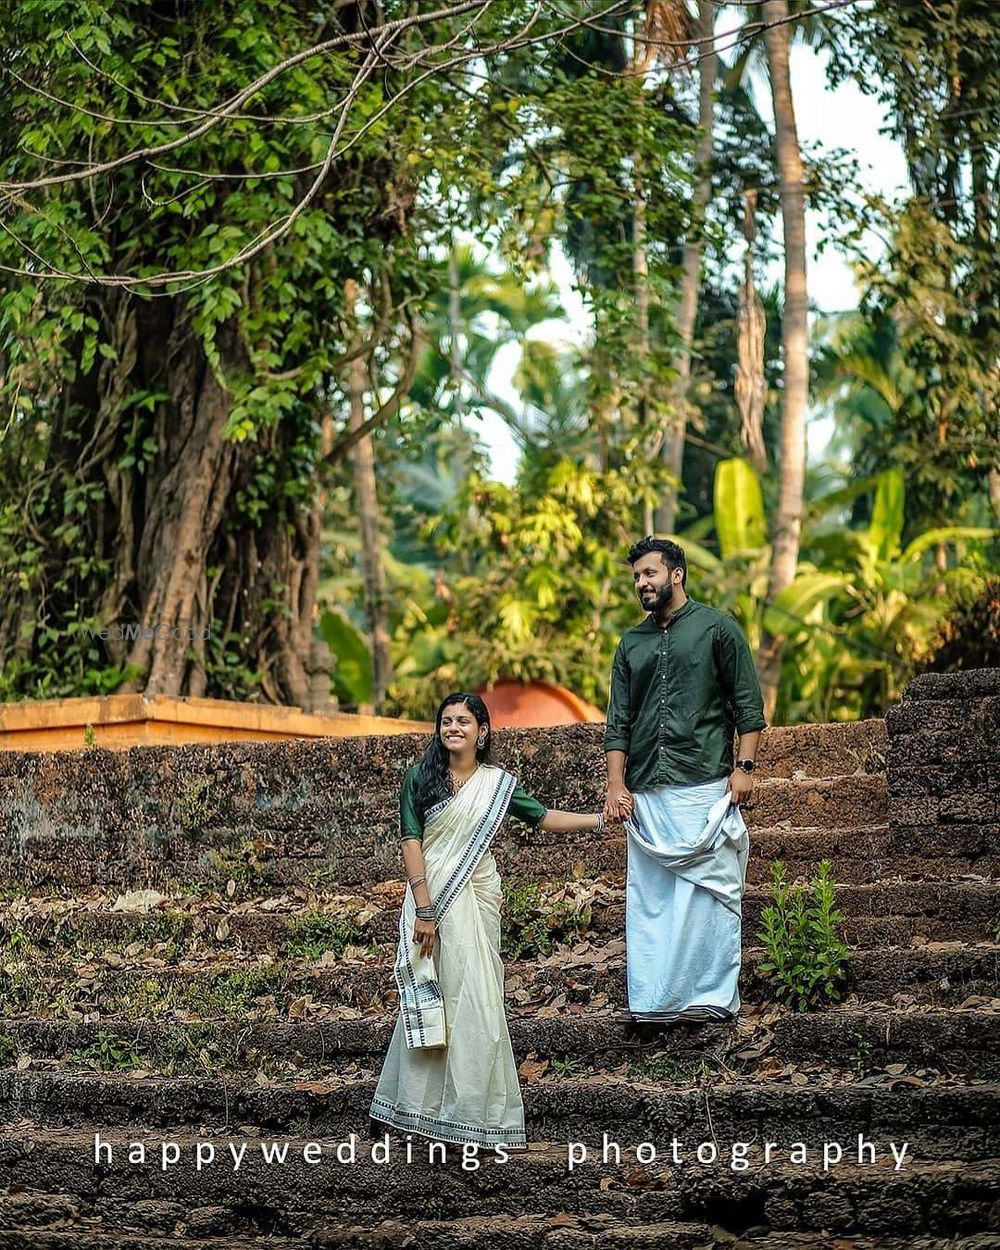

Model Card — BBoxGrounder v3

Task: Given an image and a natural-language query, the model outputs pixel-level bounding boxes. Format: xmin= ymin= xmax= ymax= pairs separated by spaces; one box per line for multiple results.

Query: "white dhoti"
xmin=624 ymin=776 xmax=749 ymax=1021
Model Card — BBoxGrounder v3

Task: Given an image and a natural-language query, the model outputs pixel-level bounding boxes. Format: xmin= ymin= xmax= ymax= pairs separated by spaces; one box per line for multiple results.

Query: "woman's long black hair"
xmin=412 ymin=692 xmax=493 ymax=818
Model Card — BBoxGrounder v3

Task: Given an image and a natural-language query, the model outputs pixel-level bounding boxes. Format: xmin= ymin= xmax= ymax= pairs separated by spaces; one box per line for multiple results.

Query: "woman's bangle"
xmin=408 ymin=874 xmax=427 ymax=887
xmin=595 ymin=812 xmax=606 ymax=835
xmin=415 ymin=905 xmax=436 ymax=922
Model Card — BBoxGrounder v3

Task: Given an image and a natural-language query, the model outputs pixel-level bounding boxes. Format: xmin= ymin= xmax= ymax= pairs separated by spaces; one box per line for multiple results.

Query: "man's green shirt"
xmin=604 ymin=597 xmax=767 ymax=792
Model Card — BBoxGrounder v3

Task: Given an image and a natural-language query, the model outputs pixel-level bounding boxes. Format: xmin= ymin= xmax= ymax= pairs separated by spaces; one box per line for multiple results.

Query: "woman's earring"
xmin=477 ymin=734 xmax=487 ymax=748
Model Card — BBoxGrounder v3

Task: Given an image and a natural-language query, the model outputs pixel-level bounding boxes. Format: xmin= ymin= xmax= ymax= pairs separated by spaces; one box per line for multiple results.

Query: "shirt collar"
xmin=643 ymin=596 xmax=697 ymax=629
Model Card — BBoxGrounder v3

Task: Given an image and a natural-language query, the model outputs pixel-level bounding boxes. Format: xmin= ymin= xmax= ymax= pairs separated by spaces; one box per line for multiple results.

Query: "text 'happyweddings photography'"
xmin=91 ymin=1130 xmax=912 ymax=1174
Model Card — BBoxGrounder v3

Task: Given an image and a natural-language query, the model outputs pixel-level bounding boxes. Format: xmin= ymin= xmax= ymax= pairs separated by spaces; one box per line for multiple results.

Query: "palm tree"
xmin=656 ymin=0 xmax=718 ymax=534
xmin=755 ymin=0 xmax=810 ymax=721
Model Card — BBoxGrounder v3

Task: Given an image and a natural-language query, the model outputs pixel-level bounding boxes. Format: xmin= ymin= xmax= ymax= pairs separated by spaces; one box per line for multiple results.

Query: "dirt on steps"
xmin=0 ymin=1124 xmax=997 ymax=1233
xmin=1 ymin=701 xmax=996 ymax=1242
xmin=1 ymin=1069 xmax=998 ymax=1158
xmin=5 ymin=879 xmax=998 ymax=946
xmin=0 ymin=1227 xmax=996 ymax=1250
xmin=3 ymin=942 xmax=998 ymax=1031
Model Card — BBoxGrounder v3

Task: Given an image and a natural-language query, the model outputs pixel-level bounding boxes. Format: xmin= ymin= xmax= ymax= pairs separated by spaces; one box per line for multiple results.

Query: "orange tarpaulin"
xmin=476 ymin=680 xmax=605 ymax=729
xmin=0 ymin=693 xmax=433 ymax=752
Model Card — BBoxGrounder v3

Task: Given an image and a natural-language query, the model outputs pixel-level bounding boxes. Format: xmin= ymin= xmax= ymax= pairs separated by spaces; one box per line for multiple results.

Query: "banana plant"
xmin=696 ymin=458 xmax=994 ymax=721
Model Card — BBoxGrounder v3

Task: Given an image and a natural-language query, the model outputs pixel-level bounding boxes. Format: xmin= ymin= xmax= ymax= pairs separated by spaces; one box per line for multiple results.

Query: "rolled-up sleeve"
xmin=603 ymin=641 xmax=632 ymax=753
xmin=715 ymin=616 xmax=767 ymax=734
xmin=399 ymin=766 xmax=424 ymax=842
xmin=509 ymin=783 xmax=547 ymax=829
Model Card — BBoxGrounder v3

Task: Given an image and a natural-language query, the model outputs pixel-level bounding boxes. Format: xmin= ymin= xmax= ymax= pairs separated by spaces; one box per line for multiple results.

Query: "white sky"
xmin=476 ymin=43 xmax=910 ymax=486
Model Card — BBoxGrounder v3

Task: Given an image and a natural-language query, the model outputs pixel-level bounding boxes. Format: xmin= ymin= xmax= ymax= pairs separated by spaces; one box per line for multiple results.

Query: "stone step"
xmin=2 ymin=1071 xmax=998 ymax=1156
xmin=1 ymin=1002 xmax=997 ymax=1087
xmin=0 ymin=745 xmax=890 ymax=895
xmin=0 ymin=1127 xmax=995 ymax=1236
xmin=772 ymin=1008 xmax=1000 ymax=1079
xmin=19 ymin=837 xmax=999 ymax=894
xmin=80 ymin=823 xmax=988 ymax=891
xmin=8 ymin=880 xmax=997 ymax=948
xmin=0 ymin=1209 xmax=714 ymax=1250
xmin=3 ymin=943 xmax=998 ymax=1023
xmin=752 ymin=717 xmax=887 ymax=778
xmin=512 ymin=777 xmax=889 ymax=848
xmin=0 ymin=1203 xmax=992 ymax=1250
xmin=0 ymin=772 xmax=889 ymax=892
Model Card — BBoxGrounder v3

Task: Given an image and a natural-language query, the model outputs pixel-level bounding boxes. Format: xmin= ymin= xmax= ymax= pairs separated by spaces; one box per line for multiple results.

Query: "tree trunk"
xmin=125 ymin=319 xmax=240 ymax=697
xmin=634 ymin=157 xmax=653 ymax=536
xmin=1 ymin=293 xmax=325 ymax=708
xmin=655 ymin=0 xmax=716 ymax=535
xmin=736 ymin=189 xmax=768 ymax=475
xmin=757 ymin=0 xmax=809 ymax=723
xmin=345 ymin=278 xmax=394 ymax=713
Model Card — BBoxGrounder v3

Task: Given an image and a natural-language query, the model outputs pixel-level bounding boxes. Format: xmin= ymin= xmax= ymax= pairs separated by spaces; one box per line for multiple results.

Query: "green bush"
xmin=284 ymin=911 xmax=369 ymax=960
xmin=501 ymin=882 xmax=588 ymax=960
xmin=757 ymin=859 xmax=851 ymax=1011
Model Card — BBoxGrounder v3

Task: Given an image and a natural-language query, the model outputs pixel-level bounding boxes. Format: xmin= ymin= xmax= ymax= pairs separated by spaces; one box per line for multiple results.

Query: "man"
xmin=603 ymin=536 xmax=767 ymax=1024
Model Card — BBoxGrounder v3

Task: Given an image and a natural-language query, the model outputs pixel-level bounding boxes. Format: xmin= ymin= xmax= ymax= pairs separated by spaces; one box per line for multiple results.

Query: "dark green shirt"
xmin=604 ymin=597 xmax=767 ymax=793
xmin=399 ymin=764 xmax=548 ymax=842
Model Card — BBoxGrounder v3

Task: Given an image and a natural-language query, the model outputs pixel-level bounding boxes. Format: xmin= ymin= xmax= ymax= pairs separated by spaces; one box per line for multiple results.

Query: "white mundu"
xmin=370 ymin=765 xmax=527 ymax=1148
xmin=625 ymin=779 xmax=749 ymax=1021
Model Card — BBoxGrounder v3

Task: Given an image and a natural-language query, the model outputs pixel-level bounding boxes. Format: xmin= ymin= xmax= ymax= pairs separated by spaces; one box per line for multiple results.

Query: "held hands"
xmin=727 ymin=768 xmax=754 ymax=807
xmin=412 ymin=916 xmax=437 ymax=959
xmin=603 ymin=784 xmax=634 ymax=823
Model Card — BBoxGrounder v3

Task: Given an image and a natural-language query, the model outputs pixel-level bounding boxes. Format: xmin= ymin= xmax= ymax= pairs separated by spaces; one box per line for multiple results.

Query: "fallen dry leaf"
xmin=110 ymin=889 xmax=168 ymax=913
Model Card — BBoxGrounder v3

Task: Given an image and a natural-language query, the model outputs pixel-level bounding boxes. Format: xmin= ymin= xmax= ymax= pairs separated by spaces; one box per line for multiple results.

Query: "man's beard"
xmin=641 ymin=581 xmax=675 ymax=613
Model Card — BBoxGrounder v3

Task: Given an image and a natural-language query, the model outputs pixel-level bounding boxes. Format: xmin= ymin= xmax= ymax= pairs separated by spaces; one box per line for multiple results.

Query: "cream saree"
xmin=369 ymin=764 xmax=527 ymax=1148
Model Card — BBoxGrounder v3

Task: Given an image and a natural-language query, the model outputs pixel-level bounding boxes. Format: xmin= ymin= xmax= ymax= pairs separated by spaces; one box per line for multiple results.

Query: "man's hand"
xmin=727 ymin=768 xmax=753 ymax=807
xmin=604 ymin=784 xmax=634 ymax=822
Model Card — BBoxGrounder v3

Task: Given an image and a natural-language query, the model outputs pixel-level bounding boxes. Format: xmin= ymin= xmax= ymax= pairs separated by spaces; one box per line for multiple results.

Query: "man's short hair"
xmin=626 ymin=536 xmax=687 ymax=587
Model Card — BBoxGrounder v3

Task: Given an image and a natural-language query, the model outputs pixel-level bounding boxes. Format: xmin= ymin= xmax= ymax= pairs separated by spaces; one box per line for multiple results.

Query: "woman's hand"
xmin=413 ymin=917 xmax=437 ymax=959
xmin=604 ymin=784 xmax=634 ymax=822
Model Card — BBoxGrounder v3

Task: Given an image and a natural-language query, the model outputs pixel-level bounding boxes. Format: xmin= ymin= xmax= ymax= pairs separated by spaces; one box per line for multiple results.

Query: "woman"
xmin=369 ymin=691 xmax=623 ymax=1150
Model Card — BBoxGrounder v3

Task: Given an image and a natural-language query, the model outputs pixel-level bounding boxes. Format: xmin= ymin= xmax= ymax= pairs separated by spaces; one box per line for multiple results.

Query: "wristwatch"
xmin=736 ymin=758 xmax=756 ymax=774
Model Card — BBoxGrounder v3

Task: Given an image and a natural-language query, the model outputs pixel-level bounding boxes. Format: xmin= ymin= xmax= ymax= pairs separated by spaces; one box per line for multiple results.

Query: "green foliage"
xmin=500 ymin=881 xmax=589 ymax=961
xmin=71 ymin=1030 xmax=147 ymax=1072
xmin=919 ymin=578 xmax=1000 ymax=673
xmin=0 ymin=925 xmax=30 ymax=956
xmin=284 ymin=911 xmax=369 ymax=961
xmin=826 ymin=1 xmax=998 ymax=529
xmin=694 ymin=458 xmax=996 ymax=723
xmin=388 ymin=458 xmax=659 ymax=718
xmin=757 ymin=860 xmax=851 ymax=1012
xmin=320 ymin=610 xmax=375 ymax=708
xmin=200 ymin=965 xmax=289 ymax=1017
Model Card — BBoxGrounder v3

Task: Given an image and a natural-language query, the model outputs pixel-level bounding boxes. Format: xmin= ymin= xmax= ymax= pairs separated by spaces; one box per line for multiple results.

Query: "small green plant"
xmin=284 ymin=911 xmax=368 ymax=960
xmin=72 ymin=1030 xmax=146 ymax=1072
xmin=550 ymin=1057 xmax=586 ymax=1078
xmin=83 ymin=723 xmax=97 ymax=748
xmin=173 ymin=774 xmax=220 ymax=833
xmin=1 ymin=924 xmax=31 ymax=955
xmin=626 ymin=1053 xmax=698 ymax=1083
xmin=501 ymin=882 xmax=588 ymax=960
xmin=757 ymin=859 xmax=851 ymax=1011
xmin=201 ymin=965 xmax=289 ymax=1016
xmin=849 ymin=1036 xmax=875 ymax=1079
